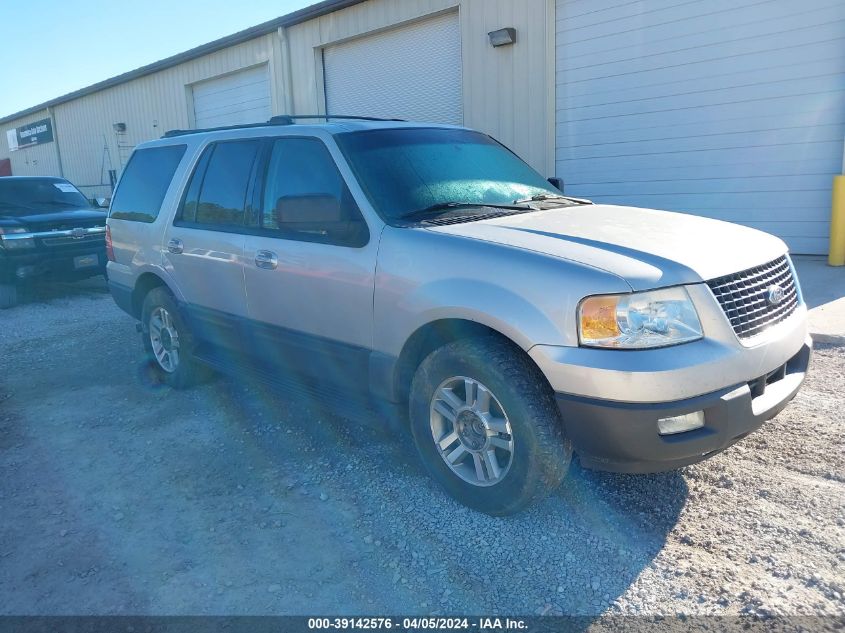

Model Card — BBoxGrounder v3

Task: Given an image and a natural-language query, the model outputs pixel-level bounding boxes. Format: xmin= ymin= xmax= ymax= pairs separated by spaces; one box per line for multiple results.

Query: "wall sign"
xmin=6 ymin=117 xmax=54 ymax=151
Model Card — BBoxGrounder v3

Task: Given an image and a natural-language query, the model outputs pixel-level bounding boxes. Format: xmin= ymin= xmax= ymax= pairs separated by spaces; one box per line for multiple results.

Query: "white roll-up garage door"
xmin=323 ymin=12 xmax=463 ymax=125
xmin=192 ymin=65 xmax=271 ymax=129
xmin=555 ymin=0 xmax=845 ymax=254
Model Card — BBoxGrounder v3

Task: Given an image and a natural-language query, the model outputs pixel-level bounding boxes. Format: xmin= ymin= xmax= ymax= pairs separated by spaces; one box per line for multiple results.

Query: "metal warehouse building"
xmin=2 ymin=0 xmax=843 ymax=254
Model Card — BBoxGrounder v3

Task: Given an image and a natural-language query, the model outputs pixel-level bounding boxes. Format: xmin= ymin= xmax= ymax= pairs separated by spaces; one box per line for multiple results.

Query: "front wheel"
xmin=409 ymin=336 xmax=571 ymax=516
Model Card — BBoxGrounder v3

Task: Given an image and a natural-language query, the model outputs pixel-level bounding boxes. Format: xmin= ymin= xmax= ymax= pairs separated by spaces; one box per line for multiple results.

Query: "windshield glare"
xmin=336 ymin=128 xmax=559 ymax=221
xmin=0 ymin=178 xmax=90 ymax=214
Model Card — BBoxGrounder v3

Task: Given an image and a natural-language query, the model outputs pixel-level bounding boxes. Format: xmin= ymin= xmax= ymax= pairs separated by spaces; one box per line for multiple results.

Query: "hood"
xmin=425 ymin=204 xmax=787 ymax=290
xmin=0 ymin=208 xmax=107 ymax=230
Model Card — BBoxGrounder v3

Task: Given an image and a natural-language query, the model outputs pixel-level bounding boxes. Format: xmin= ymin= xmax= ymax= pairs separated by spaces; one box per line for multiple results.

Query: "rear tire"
xmin=140 ymin=287 xmax=208 ymax=389
xmin=0 ymin=283 xmax=18 ymax=309
xmin=409 ymin=336 xmax=571 ymax=516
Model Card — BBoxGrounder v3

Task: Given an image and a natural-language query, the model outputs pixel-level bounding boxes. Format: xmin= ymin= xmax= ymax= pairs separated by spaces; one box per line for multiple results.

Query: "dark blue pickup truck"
xmin=0 ymin=176 xmax=107 ymax=308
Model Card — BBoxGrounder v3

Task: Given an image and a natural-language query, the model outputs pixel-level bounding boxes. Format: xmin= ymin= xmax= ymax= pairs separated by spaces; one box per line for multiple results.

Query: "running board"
xmin=193 ymin=347 xmax=405 ymax=431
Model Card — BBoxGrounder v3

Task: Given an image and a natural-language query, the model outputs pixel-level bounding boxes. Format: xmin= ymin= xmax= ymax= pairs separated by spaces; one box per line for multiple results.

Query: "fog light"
xmin=658 ymin=411 xmax=705 ymax=436
xmin=2 ymin=237 xmax=35 ymax=249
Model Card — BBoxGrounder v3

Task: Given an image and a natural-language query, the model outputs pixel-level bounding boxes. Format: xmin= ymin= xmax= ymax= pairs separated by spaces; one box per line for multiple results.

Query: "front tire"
xmin=141 ymin=287 xmax=207 ymax=389
xmin=409 ymin=336 xmax=571 ymax=516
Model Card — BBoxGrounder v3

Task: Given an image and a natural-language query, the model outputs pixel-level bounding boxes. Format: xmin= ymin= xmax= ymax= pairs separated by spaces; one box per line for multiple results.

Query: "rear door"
xmin=242 ymin=135 xmax=376 ymax=388
xmin=163 ymin=139 xmax=260 ymax=348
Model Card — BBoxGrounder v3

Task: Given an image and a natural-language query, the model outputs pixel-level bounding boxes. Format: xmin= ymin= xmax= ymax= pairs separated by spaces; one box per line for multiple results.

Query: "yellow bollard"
xmin=830 ymin=175 xmax=845 ymax=266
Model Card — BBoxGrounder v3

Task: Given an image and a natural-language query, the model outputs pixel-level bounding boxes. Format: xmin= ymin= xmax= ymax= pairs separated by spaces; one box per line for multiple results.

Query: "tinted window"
xmin=181 ymin=140 xmax=259 ymax=227
xmin=335 ymin=128 xmax=559 ymax=222
xmin=0 ymin=178 xmax=91 ymax=215
xmin=260 ymin=138 xmax=367 ymax=246
xmin=110 ymin=145 xmax=186 ymax=222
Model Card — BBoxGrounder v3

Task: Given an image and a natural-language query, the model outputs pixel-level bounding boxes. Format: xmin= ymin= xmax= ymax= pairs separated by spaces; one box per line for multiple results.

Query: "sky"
xmin=0 ymin=0 xmax=314 ymax=119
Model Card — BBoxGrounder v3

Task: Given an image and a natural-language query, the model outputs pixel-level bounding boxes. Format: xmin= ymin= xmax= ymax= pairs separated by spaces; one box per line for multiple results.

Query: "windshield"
xmin=335 ymin=128 xmax=560 ymax=221
xmin=0 ymin=178 xmax=90 ymax=214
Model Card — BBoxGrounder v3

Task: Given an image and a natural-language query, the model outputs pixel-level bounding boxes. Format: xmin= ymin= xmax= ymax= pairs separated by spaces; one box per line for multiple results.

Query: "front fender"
xmin=373 ymin=227 xmax=631 ymax=358
xmin=398 ymin=278 xmax=560 ymax=352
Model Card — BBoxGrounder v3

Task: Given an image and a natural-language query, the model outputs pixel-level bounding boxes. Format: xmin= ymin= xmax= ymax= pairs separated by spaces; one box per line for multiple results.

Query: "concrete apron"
xmin=793 ymin=256 xmax=845 ymax=345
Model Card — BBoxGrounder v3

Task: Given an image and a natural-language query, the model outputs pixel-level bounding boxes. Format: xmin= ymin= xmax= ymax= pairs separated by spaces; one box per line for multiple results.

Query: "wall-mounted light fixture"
xmin=488 ymin=27 xmax=516 ymax=47
xmin=112 ymin=122 xmax=126 ymax=133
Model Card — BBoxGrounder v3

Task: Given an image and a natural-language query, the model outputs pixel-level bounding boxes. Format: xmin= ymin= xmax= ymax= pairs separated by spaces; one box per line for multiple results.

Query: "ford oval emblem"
xmin=767 ymin=284 xmax=785 ymax=305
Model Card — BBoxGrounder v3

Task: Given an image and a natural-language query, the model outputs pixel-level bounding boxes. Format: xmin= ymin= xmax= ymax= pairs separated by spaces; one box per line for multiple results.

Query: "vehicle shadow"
xmin=15 ymin=276 xmax=109 ymax=305
xmin=210 ymin=375 xmax=687 ymax=617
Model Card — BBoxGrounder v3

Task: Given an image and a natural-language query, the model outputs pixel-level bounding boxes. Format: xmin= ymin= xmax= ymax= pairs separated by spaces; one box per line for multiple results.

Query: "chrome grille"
xmin=706 ymin=255 xmax=798 ymax=340
xmin=40 ymin=233 xmax=104 ymax=246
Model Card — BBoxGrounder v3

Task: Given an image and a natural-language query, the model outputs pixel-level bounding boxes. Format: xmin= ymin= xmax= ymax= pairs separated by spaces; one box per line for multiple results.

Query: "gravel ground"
xmin=0 ymin=279 xmax=843 ymax=616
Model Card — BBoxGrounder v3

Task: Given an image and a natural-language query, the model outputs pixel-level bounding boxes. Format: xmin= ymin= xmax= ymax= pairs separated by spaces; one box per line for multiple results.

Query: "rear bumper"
xmin=556 ymin=338 xmax=812 ymax=473
xmin=108 ymin=279 xmax=135 ymax=318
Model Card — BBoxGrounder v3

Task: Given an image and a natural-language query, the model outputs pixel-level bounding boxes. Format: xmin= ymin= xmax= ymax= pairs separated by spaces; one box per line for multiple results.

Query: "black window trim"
xmin=248 ymin=134 xmax=370 ymax=248
xmin=170 ymin=134 xmax=371 ymax=246
xmin=173 ymin=138 xmax=263 ymax=233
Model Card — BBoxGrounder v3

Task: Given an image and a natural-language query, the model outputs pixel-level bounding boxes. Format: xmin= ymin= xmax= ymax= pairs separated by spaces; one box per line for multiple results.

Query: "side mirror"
xmin=547 ymin=177 xmax=564 ymax=192
xmin=94 ymin=197 xmax=110 ymax=208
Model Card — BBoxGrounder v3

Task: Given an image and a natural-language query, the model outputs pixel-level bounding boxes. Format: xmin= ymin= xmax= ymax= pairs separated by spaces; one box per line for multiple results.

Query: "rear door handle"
xmin=166 ymin=238 xmax=183 ymax=254
xmin=255 ymin=250 xmax=278 ymax=270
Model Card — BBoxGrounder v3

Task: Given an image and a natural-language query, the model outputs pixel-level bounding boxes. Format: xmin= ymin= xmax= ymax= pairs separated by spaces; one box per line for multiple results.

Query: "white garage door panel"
xmin=193 ymin=66 xmax=271 ymax=128
xmin=555 ymin=0 xmax=845 ymax=254
xmin=323 ymin=12 xmax=462 ymax=125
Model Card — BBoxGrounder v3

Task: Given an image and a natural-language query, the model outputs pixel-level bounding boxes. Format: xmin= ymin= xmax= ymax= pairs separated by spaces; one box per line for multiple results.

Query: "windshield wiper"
xmin=513 ymin=193 xmax=592 ymax=205
xmin=399 ymin=201 xmax=530 ymax=222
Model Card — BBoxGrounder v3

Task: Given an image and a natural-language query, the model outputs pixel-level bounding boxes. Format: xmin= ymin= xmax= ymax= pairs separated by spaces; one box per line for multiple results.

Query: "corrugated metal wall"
xmin=0 ymin=0 xmax=555 ymax=196
xmin=555 ymin=0 xmax=845 ymax=254
xmin=58 ymin=34 xmax=281 ymax=198
xmin=1 ymin=35 xmax=281 ymax=198
xmin=285 ymin=0 xmax=554 ymax=173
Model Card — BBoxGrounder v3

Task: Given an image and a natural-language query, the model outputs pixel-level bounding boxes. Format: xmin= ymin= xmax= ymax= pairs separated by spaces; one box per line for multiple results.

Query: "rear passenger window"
xmin=179 ymin=140 xmax=260 ymax=228
xmin=110 ymin=145 xmax=186 ymax=222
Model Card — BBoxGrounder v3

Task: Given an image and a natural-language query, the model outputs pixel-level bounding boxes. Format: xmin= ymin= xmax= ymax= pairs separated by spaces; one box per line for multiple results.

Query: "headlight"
xmin=578 ymin=287 xmax=703 ymax=349
xmin=0 ymin=227 xmax=35 ymax=249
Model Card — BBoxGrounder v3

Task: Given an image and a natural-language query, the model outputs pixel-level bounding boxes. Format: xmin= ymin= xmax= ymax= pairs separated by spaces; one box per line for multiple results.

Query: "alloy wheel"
xmin=429 ymin=376 xmax=514 ymax=486
xmin=149 ymin=306 xmax=180 ymax=373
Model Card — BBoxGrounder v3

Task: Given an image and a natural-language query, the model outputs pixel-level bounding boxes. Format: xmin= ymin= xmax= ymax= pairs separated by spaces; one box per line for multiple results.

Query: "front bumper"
xmin=0 ymin=239 xmax=106 ymax=283
xmin=556 ymin=339 xmax=812 ymax=473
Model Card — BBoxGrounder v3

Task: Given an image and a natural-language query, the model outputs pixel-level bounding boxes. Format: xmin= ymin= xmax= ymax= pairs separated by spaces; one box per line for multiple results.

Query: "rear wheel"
xmin=409 ymin=336 xmax=571 ymax=515
xmin=0 ymin=283 xmax=18 ymax=309
xmin=141 ymin=287 xmax=207 ymax=388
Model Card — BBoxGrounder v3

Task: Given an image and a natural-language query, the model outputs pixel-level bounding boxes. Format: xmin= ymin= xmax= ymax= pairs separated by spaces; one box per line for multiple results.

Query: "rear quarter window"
xmin=109 ymin=145 xmax=187 ymax=222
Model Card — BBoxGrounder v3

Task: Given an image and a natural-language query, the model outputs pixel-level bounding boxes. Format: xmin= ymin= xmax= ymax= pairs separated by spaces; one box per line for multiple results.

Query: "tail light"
xmin=105 ymin=224 xmax=115 ymax=262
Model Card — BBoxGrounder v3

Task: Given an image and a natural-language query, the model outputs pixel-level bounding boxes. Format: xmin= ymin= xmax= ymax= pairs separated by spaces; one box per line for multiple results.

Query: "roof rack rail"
xmin=162 ymin=114 xmax=404 ymax=138
xmin=268 ymin=114 xmax=406 ymax=124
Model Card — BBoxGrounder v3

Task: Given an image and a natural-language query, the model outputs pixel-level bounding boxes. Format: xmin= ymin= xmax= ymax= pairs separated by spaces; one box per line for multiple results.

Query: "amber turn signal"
xmin=579 ymin=295 xmax=621 ymax=341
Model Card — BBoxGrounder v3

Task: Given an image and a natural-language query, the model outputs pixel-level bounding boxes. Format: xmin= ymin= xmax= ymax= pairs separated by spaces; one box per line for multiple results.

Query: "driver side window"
xmin=260 ymin=138 xmax=368 ymax=247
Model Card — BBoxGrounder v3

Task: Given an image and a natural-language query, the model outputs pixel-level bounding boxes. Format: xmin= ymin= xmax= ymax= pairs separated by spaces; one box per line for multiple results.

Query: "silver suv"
xmin=106 ymin=117 xmax=811 ymax=515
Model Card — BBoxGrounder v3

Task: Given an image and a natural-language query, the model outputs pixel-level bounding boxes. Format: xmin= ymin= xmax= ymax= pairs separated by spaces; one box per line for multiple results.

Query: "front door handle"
xmin=255 ymin=250 xmax=278 ymax=270
xmin=166 ymin=238 xmax=183 ymax=254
